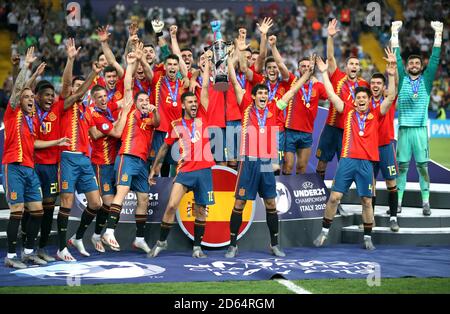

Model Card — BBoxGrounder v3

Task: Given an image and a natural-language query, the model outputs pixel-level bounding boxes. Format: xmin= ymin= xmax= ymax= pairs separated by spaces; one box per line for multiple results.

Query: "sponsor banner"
xmin=429 ymin=120 xmax=450 ymax=138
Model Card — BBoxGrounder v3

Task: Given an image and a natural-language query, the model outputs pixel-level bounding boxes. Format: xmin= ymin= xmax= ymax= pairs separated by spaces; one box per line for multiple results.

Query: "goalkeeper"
xmin=390 ymin=20 xmax=443 ymax=216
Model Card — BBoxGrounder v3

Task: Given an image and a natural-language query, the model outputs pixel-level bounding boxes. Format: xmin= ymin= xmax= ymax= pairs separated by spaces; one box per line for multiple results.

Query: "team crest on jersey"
xmin=103 ymin=183 xmax=110 ymax=192
xmin=267 ymin=111 xmax=273 ymax=118
xmin=62 ymin=181 xmax=69 ymax=190
xmin=10 ymin=192 xmax=17 ymax=201
xmin=102 ymin=123 xmax=109 ymax=131
xmin=114 ymin=91 xmax=122 ymax=99
xmin=48 ymin=112 xmax=57 ymax=121
xmin=316 ymin=149 xmax=322 ymax=157
xmin=239 ymin=188 xmax=246 ymax=197
xmin=279 ymin=87 xmax=285 ymax=94
xmin=122 ymin=174 xmax=129 ymax=182
xmin=367 ymin=113 xmax=374 ymax=120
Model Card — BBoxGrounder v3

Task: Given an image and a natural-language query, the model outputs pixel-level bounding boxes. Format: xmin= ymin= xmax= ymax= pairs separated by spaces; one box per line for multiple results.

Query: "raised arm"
xmin=326 ymin=19 xmax=339 ymax=75
xmin=124 ymin=52 xmax=139 ymax=107
xmin=122 ymin=22 xmax=139 ymax=67
xmin=11 ymin=54 xmax=20 ymax=84
xmin=64 ymin=62 xmax=102 ymax=109
xmin=97 ymin=25 xmax=125 ymax=78
xmin=135 ymin=41 xmax=154 ymax=81
xmin=10 ymin=47 xmax=36 ymax=110
xmin=169 ymin=25 xmax=188 ymax=77
xmin=254 ymin=17 xmax=273 ymax=74
xmin=152 ymin=19 xmax=170 ymax=62
xmin=423 ymin=21 xmax=443 ymax=93
xmin=316 ymin=56 xmax=344 ymax=113
xmin=25 ymin=62 xmax=46 ymax=90
xmin=269 ymin=35 xmax=290 ymax=81
xmin=380 ymin=47 xmax=397 ymax=115
xmin=200 ymin=50 xmax=213 ymax=111
xmin=390 ymin=21 xmax=405 ymax=86
xmin=61 ymin=38 xmax=81 ymax=98
xmin=228 ymin=47 xmax=245 ymax=105
xmin=279 ymin=55 xmax=315 ymax=104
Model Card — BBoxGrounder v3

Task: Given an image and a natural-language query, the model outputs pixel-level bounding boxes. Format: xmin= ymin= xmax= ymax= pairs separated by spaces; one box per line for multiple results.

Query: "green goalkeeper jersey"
xmin=395 ymin=46 xmax=441 ymax=127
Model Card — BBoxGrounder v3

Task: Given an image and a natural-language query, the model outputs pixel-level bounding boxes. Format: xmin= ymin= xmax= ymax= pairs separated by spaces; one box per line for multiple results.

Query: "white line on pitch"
xmin=275 ymin=279 xmax=312 ymax=294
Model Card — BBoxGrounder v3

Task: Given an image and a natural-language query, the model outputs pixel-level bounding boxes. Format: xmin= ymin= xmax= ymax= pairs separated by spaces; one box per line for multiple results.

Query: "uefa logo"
xmin=275 ymin=182 xmax=291 ymax=214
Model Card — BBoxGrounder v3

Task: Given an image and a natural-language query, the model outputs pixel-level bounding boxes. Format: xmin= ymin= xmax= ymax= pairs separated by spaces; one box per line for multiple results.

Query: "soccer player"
xmin=20 ymin=39 xmax=80 ymax=262
xmin=224 ymin=50 xmax=313 ymax=258
xmin=313 ymin=52 xmax=397 ymax=250
xmin=189 ymin=51 xmax=227 ymax=165
xmin=3 ymin=48 xmax=69 ymax=268
xmin=283 ymin=56 xmax=328 ymax=175
xmin=150 ymin=54 xmax=187 ymax=173
xmin=101 ymin=52 xmax=160 ymax=252
xmin=57 ymin=59 xmax=104 ymax=262
xmin=391 ymin=20 xmax=443 ymax=216
xmin=148 ymin=54 xmax=215 ymax=258
xmin=369 ymin=72 xmax=400 ymax=232
xmin=315 ymin=19 xmax=369 ymax=180
xmin=85 ymin=84 xmax=132 ymax=252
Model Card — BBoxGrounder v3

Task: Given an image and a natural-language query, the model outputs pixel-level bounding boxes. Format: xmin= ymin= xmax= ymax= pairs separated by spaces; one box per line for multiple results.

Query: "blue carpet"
xmin=1 ymin=245 xmax=449 ymax=286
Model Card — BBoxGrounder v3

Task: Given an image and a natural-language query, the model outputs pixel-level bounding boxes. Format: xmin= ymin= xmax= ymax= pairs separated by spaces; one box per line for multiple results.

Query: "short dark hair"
xmin=345 ymin=56 xmax=359 ymax=65
xmin=165 ymin=54 xmax=180 ymax=63
xmin=143 ymin=43 xmax=155 ymax=49
xmin=251 ymin=84 xmax=269 ymax=96
xmin=370 ymin=72 xmax=386 ymax=85
xmin=264 ymin=57 xmax=276 ymax=69
xmin=72 ymin=76 xmax=85 ymax=86
xmin=252 ymin=50 xmax=260 ymax=55
xmin=298 ymin=57 xmax=310 ymax=65
xmin=34 ymin=80 xmax=54 ymax=94
xmin=354 ymin=86 xmax=371 ymax=98
xmin=181 ymin=48 xmax=193 ymax=54
xmin=181 ymin=91 xmax=195 ymax=103
xmin=97 ymin=52 xmax=105 ymax=61
xmin=91 ymin=84 xmax=106 ymax=95
xmin=407 ymin=54 xmax=423 ymax=65
xmin=134 ymin=91 xmax=148 ymax=103
xmin=103 ymin=65 xmax=117 ymax=75
xmin=244 ymin=47 xmax=252 ymax=54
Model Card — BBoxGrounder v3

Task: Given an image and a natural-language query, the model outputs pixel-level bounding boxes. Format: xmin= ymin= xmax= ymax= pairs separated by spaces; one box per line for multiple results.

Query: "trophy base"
xmin=213 ymin=76 xmax=229 ymax=91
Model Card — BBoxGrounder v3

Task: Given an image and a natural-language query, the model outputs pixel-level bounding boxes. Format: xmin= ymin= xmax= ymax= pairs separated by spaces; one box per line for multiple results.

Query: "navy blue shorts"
xmin=225 ymin=120 xmax=242 ymax=161
xmin=175 ymin=168 xmax=215 ymax=206
xmin=332 ymin=158 xmax=374 ymax=197
xmin=316 ymin=125 xmax=343 ymax=162
xmin=115 ymin=154 xmax=149 ymax=193
xmin=235 ymin=157 xmax=277 ymax=200
xmin=59 ymin=152 xmax=99 ymax=194
xmin=374 ymin=140 xmax=398 ymax=180
xmin=285 ymin=129 xmax=313 ymax=153
xmin=93 ymin=164 xmax=116 ymax=196
xmin=209 ymin=127 xmax=226 ymax=162
xmin=277 ymin=130 xmax=286 ymax=164
xmin=2 ymin=164 xmax=42 ymax=205
xmin=35 ymin=163 xmax=59 ymax=199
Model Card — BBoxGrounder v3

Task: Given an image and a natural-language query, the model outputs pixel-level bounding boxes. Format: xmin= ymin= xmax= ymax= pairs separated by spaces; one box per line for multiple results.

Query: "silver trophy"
xmin=210 ymin=20 xmax=230 ymax=91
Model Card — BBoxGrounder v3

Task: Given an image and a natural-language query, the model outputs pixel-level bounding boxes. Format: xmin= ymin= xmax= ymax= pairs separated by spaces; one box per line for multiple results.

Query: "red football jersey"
xmin=34 ymin=99 xmax=65 ymax=164
xmin=225 ymin=82 xmax=242 ymax=122
xmin=239 ymin=93 xmax=280 ymax=159
xmin=151 ymin=72 xmax=185 ymax=133
xmin=119 ymin=108 xmax=155 ymax=161
xmin=328 ymin=68 xmax=369 ymax=129
xmin=371 ymin=97 xmax=397 ymax=147
xmin=285 ymin=80 xmax=328 ymax=133
xmin=90 ymin=103 xmax=121 ymax=165
xmin=2 ymin=104 xmax=36 ymax=168
xmin=194 ymin=76 xmax=226 ymax=128
xmin=165 ymin=117 xmax=215 ymax=173
xmin=341 ymin=102 xmax=381 ymax=161
xmin=60 ymin=101 xmax=92 ymax=156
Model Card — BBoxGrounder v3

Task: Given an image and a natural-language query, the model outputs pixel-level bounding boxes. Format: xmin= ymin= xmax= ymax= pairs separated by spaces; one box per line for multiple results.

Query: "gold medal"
xmin=359 ymin=131 xmax=364 ymax=136
xmin=260 ymin=128 xmax=265 ymax=134
xmin=306 ymin=103 xmax=310 ymax=108
xmin=172 ymin=101 xmax=177 ymax=107
xmin=413 ymin=94 xmax=418 ymax=98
